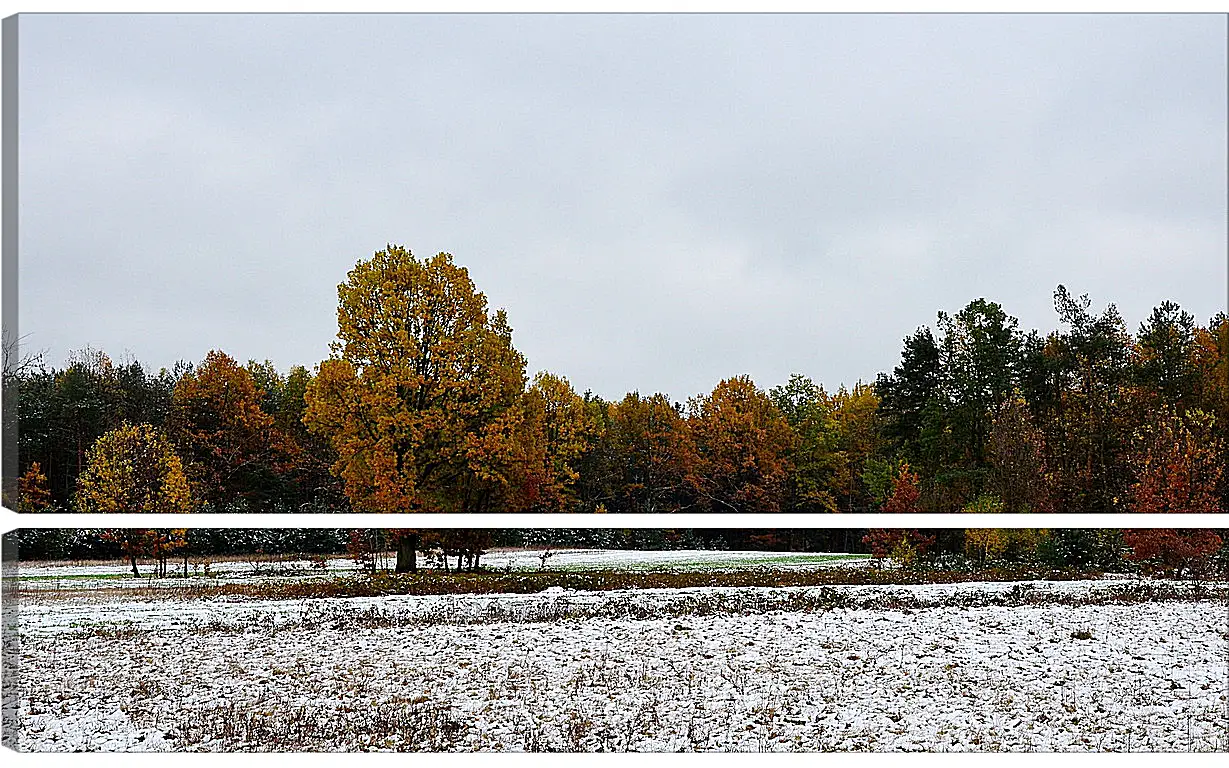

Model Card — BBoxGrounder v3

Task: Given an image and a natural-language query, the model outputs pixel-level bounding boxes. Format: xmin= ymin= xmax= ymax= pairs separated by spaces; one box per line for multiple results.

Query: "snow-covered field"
xmin=8 ymin=575 xmax=1229 ymax=752
xmin=482 ymin=548 xmax=870 ymax=572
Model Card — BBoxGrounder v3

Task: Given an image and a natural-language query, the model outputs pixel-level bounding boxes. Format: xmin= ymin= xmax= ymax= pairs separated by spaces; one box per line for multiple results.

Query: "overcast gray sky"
xmin=17 ymin=13 xmax=1227 ymax=401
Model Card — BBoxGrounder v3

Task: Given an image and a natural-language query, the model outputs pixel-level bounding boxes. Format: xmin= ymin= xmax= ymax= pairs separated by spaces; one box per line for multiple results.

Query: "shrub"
xmin=963 ymin=529 xmax=1008 ymax=564
xmin=963 ymin=528 xmax=1049 ymax=565
xmin=1123 ymin=529 xmax=1222 ymax=578
xmin=862 ymin=529 xmax=935 ymax=566
xmin=1038 ymin=529 xmax=1125 ymax=570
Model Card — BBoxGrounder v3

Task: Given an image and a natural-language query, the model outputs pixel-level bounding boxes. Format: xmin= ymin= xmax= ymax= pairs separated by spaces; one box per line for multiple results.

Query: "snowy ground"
xmin=479 ymin=548 xmax=869 ymax=572
xmin=8 ymin=575 xmax=1229 ymax=752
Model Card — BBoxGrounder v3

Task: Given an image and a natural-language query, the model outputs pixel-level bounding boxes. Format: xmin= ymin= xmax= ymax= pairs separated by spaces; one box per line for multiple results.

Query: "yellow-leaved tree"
xmin=520 ymin=371 xmax=595 ymax=512
xmin=74 ymin=423 xmax=195 ymax=576
xmin=304 ymin=247 xmax=529 ymax=546
xmin=74 ymin=423 xmax=195 ymax=514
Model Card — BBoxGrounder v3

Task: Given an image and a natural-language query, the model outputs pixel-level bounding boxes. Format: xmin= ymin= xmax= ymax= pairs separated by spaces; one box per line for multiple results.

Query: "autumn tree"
xmin=962 ymin=528 xmax=1009 ymax=564
xmin=825 ymin=383 xmax=883 ymax=512
xmin=17 ymin=462 xmax=55 ymax=512
xmin=144 ymin=529 xmax=189 ymax=577
xmin=1188 ymin=313 xmax=1229 ymax=510
xmin=1189 ymin=313 xmax=1228 ymax=420
xmin=519 ymin=372 xmax=594 ymax=512
xmin=1124 ymin=529 xmax=1222 ymax=578
xmin=770 ymin=374 xmax=841 ymax=514
xmin=304 ymin=247 xmax=528 ymax=570
xmin=168 ymin=350 xmax=288 ymax=510
xmin=571 ymin=394 xmax=618 ymax=512
xmin=861 ymin=529 xmax=935 ymax=564
xmin=74 ymin=423 xmax=195 ymax=515
xmin=687 ymin=376 xmax=795 ymax=513
xmin=1128 ymin=409 xmax=1223 ymax=515
xmin=602 ymin=392 xmax=696 ymax=514
xmin=881 ymin=462 xmax=921 ymax=514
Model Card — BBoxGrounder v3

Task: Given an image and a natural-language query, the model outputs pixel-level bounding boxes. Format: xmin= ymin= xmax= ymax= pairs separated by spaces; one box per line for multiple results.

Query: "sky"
xmin=16 ymin=13 xmax=1228 ymax=402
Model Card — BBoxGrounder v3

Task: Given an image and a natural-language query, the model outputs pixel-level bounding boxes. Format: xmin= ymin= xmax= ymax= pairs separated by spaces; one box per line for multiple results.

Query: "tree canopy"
xmin=303 ymin=246 xmax=528 ymax=514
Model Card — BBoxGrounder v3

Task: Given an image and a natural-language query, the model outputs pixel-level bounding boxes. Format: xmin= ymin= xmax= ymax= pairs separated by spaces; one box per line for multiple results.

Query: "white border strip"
xmin=4 ymin=3 xmax=1229 ymax=13
xmin=5 ymin=512 xmax=1229 ymax=532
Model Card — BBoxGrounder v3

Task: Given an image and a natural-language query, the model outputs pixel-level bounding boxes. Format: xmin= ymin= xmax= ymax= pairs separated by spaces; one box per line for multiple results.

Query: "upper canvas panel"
xmin=5 ymin=14 xmax=1226 ymax=513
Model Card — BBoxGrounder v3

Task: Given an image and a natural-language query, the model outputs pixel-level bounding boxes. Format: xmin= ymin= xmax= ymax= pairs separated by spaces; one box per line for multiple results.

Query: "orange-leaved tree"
xmin=605 ymin=392 xmax=697 ymax=514
xmin=1123 ymin=529 xmax=1222 ymax=578
xmin=304 ymin=247 xmax=528 ymax=571
xmin=687 ymin=375 xmax=796 ymax=514
xmin=168 ymin=350 xmax=287 ymax=510
xmin=825 ymin=383 xmax=883 ymax=512
xmin=18 ymin=462 xmax=56 ymax=512
xmin=1128 ymin=409 xmax=1223 ymax=515
xmin=862 ymin=529 xmax=935 ymax=564
xmin=881 ymin=462 xmax=921 ymax=514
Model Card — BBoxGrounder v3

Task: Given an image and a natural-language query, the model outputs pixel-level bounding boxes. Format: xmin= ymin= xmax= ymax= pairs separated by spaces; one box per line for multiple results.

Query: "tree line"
xmin=10 ymin=527 xmax=1223 ymax=580
xmin=10 ymin=528 xmax=862 ymax=562
xmin=9 ymin=245 xmax=1227 ymax=515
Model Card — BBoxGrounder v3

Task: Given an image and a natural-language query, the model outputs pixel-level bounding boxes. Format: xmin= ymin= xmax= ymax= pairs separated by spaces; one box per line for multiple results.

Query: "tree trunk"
xmin=395 ymin=534 xmax=419 ymax=573
xmin=129 ymin=553 xmax=139 ymax=578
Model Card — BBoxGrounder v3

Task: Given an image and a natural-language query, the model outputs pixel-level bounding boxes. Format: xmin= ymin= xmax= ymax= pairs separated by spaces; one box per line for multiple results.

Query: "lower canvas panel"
xmin=3 ymin=527 xmax=1228 ymax=752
